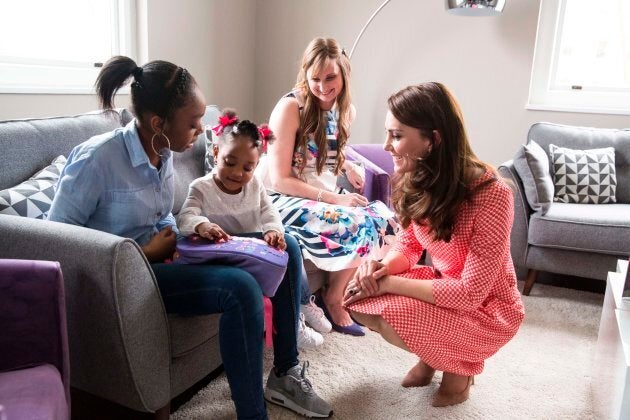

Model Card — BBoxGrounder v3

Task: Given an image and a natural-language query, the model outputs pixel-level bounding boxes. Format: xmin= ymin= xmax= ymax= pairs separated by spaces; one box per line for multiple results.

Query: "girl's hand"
xmin=196 ymin=222 xmax=230 ymax=242
xmin=264 ymin=230 xmax=286 ymax=250
xmin=345 ymin=162 xmax=365 ymax=193
xmin=334 ymin=192 xmax=369 ymax=208
xmin=142 ymin=226 xmax=177 ymax=262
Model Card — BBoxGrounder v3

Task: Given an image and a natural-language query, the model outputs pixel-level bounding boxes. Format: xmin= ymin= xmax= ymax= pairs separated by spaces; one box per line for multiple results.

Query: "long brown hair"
xmin=389 ymin=82 xmax=490 ymax=242
xmin=294 ymin=37 xmax=352 ymax=175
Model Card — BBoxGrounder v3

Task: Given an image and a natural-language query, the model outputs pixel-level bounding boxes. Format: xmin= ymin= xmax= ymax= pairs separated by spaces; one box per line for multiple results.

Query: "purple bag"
xmin=174 ymin=235 xmax=288 ymax=297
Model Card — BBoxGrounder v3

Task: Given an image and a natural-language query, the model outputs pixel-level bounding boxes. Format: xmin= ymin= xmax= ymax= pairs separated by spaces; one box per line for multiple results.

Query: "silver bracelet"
xmin=316 ymin=189 xmax=324 ymax=202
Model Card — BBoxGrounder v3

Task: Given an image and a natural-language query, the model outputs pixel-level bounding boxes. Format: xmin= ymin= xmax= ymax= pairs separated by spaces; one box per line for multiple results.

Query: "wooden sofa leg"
xmin=522 ymin=269 xmax=538 ymax=296
xmin=154 ymin=402 xmax=170 ymax=420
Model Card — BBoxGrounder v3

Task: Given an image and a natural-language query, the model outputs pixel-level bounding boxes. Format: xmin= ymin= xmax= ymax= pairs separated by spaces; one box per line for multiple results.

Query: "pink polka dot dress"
xmin=348 ymin=170 xmax=524 ymax=376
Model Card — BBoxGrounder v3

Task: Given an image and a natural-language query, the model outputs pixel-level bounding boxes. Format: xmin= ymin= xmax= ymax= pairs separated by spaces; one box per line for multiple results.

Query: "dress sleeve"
xmin=177 ymin=180 xmax=211 ymax=236
xmin=432 ymin=184 xmax=514 ymax=311
xmin=48 ymin=149 xmax=101 ymax=226
xmin=391 ymin=224 xmax=424 ymax=269
xmin=259 ymin=182 xmax=284 ymax=234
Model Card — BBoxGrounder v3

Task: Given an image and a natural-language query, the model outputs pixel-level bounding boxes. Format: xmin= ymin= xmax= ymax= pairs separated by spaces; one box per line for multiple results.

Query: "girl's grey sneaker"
xmin=264 ymin=361 xmax=332 ymax=418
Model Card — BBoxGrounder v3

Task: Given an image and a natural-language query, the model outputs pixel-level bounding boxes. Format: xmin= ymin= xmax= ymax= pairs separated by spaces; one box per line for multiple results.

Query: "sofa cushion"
xmin=0 ymin=155 xmax=66 ymax=219
xmin=528 ymin=122 xmax=630 ymax=203
xmin=169 ymin=314 xmax=220 ymax=358
xmin=172 ymin=105 xmax=221 ymax=215
xmin=513 ymin=140 xmax=554 ymax=214
xmin=550 ymin=144 xmax=616 ymax=204
xmin=0 ymin=111 xmax=124 ymax=191
xmin=528 ymin=202 xmax=630 ymax=256
xmin=0 ymin=363 xmax=68 ymax=420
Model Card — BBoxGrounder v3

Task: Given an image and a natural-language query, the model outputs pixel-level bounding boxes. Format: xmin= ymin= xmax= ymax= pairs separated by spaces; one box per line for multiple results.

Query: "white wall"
xmin=2 ymin=0 xmax=629 ymax=166
xmin=0 ymin=0 xmax=255 ymax=120
xmin=253 ymin=0 xmax=630 ymax=166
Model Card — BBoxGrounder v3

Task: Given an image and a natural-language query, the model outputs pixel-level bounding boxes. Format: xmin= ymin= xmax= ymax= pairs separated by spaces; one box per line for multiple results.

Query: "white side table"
xmin=592 ymin=259 xmax=630 ymax=420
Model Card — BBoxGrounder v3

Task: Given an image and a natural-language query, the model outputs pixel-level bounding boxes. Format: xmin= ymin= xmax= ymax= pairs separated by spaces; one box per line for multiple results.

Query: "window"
xmin=528 ymin=0 xmax=630 ymax=115
xmin=0 ymin=0 xmax=137 ymax=94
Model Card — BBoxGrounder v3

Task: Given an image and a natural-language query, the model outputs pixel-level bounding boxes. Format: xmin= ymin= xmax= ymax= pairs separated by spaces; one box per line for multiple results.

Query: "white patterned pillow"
xmin=549 ymin=144 xmax=616 ymax=204
xmin=0 ymin=155 xmax=67 ymax=219
xmin=204 ymin=126 xmax=215 ymax=174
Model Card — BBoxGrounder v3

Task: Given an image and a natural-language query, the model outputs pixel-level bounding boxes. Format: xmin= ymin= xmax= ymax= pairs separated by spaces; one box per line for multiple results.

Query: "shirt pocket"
xmin=106 ymin=187 xmax=154 ymax=229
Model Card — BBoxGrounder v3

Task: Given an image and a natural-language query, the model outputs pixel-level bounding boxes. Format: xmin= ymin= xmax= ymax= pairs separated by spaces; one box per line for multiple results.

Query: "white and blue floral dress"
xmin=267 ymin=91 xmax=397 ymax=271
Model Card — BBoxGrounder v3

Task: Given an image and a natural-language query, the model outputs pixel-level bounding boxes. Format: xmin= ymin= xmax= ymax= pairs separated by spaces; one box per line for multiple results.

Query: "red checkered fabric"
xmin=348 ymin=171 xmax=524 ymax=376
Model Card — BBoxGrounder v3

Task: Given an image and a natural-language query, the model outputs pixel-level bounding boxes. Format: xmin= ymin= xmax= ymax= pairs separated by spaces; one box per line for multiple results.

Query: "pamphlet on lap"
xmin=174 ymin=235 xmax=288 ymax=297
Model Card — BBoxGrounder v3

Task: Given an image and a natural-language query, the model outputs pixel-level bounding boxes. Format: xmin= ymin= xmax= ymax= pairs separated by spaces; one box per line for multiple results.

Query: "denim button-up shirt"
xmin=48 ymin=120 xmax=177 ymax=246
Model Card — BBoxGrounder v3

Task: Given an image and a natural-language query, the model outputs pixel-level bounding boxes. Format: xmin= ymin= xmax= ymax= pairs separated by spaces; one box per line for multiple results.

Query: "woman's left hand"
xmin=345 ymin=162 xmax=365 ymax=193
xmin=342 ymin=275 xmax=387 ymax=306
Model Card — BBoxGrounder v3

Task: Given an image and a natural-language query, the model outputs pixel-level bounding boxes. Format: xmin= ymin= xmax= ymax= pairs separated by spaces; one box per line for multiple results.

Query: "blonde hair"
xmin=294 ymin=37 xmax=352 ymax=175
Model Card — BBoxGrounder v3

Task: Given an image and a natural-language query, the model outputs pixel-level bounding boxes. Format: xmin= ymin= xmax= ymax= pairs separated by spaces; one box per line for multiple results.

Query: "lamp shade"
xmin=446 ymin=0 xmax=505 ymax=16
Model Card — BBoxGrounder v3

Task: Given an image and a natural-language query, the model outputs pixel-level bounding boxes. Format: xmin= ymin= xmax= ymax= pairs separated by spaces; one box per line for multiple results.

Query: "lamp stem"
xmin=348 ymin=0 xmax=392 ymax=59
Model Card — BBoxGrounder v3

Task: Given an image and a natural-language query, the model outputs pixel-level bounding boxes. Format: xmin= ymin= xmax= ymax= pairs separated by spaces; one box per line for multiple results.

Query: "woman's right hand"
xmin=142 ymin=226 xmax=177 ymax=263
xmin=333 ymin=192 xmax=369 ymax=207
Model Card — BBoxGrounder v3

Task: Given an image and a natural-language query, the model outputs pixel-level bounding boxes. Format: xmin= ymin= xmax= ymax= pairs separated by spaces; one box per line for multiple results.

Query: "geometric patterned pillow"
xmin=549 ymin=144 xmax=616 ymax=204
xmin=203 ymin=126 xmax=216 ymax=174
xmin=0 ymin=155 xmax=67 ymax=219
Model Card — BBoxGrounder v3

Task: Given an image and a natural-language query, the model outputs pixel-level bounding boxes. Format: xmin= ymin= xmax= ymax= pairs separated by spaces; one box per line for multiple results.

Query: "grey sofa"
xmin=0 ymin=106 xmax=222 ymax=416
xmin=498 ymin=122 xmax=630 ymax=295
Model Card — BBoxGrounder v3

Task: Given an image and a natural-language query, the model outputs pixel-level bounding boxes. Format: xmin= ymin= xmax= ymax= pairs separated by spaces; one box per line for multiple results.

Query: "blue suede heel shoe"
xmin=315 ymin=293 xmax=364 ymax=336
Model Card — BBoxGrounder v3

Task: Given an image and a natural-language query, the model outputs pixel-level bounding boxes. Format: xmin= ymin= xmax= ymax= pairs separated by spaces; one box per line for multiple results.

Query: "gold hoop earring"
xmin=151 ymin=132 xmax=171 ymax=157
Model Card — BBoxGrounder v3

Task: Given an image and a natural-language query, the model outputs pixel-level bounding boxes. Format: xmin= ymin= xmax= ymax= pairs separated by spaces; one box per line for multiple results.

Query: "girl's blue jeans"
xmin=151 ymin=233 xmax=302 ymax=420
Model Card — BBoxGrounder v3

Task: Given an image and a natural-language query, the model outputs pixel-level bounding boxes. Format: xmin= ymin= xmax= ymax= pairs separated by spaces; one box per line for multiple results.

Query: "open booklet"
xmin=173 ymin=235 xmax=288 ymax=297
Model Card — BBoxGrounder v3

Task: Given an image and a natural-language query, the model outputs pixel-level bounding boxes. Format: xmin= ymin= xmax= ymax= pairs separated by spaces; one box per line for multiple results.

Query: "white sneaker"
xmin=301 ymin=295 xmax=333 ymax=333
xmin=297 ymin=313 xmax=324 ymax=349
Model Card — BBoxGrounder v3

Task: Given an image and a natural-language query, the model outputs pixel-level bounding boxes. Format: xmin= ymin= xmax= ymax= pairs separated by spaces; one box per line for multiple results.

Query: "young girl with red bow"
xmin=178 ymin=109 xmax=285 ymax=250
xmin=177 ymin=109 xmax=328 ymax=351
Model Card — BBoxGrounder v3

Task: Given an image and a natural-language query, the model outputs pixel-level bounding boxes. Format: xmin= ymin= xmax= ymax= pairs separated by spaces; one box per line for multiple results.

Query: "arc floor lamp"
xmin=349 ymin=0 xmax=506 ymax=59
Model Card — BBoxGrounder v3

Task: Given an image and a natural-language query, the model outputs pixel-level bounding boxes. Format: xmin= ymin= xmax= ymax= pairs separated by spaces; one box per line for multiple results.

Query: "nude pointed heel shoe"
xmin=431 ymin=373 xmax=474 ymax=407
xmin=401 ymin=360 xmax=436 ymax=388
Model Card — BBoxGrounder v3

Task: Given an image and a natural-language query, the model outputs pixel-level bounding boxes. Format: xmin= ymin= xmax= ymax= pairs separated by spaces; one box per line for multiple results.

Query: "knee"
xmin=284 ymin=234 xmax=300 ymax=254
xmin=225 ymin=271 xmax=264 ymax=313
xmin=350 ymin=311 xmax=380 ymax=331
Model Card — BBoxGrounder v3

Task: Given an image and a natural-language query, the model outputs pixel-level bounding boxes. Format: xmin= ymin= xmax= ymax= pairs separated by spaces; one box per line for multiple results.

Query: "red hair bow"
xmin=211 ymin=115 xmax=238 ymax=135
xmin=258 ymin=125 xmax=272 ymax=153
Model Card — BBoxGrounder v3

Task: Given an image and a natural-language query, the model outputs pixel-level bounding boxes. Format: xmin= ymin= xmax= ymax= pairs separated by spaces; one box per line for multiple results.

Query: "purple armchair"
xmin=0 ymin=259 xmax=70 ymax=420
xmin=345 ymin=143 xmax=393 ymax=205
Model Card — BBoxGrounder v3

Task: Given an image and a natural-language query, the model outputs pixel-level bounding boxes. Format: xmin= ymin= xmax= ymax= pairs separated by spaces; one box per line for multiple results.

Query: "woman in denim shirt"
xmin=48 ymin=56 xmax=331 ymax=420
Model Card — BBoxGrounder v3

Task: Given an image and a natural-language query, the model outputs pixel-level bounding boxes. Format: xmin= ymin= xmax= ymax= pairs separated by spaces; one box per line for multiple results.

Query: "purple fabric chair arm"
xmin=0 ymin=259 xmax=70 ymax=407
xmin=345 ymin=144 xmax=393 ymax=206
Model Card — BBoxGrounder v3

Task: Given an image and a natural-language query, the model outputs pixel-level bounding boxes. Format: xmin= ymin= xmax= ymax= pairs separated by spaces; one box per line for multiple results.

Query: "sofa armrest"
xmin=0 ymin=215 xmax=170 ymax=412
xmin=345 ymin=145 xmax=392 ymax=205
xmin=0 ymin=259 xmax=70 ymax=405
xmin=498 ymin=160 xmax=531 ymax=269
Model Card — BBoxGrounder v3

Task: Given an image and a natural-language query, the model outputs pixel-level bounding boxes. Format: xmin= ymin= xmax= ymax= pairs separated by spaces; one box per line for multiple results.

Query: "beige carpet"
xmin=172 ymin=282 xmax=603 ymax=419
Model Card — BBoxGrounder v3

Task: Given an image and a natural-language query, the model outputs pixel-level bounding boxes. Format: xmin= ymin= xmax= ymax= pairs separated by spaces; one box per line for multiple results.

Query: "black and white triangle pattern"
xmin=0 ymin=155 xmax=67 ymax=219
xmin=550 ymin=144 xmax=616 ymax=204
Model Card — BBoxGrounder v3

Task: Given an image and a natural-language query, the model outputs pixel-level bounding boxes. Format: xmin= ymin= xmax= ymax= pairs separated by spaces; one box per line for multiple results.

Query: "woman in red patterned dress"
xmin=343 ymin=82 xmax=524 ymax=407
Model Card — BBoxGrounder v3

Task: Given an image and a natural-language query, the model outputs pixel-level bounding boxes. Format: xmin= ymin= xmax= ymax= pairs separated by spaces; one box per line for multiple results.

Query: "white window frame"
xmin=0 ymin=0 xmax=137 ymax=95
xmin=527 ymin=0 xmax=630 ymax=115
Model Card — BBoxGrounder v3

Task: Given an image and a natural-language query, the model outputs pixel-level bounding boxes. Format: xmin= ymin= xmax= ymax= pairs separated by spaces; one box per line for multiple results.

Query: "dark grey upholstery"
xmin=499 ymin=122 xmax=630 ymax=294
xmin=0 ymin=106 xmax=222 ymax=413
